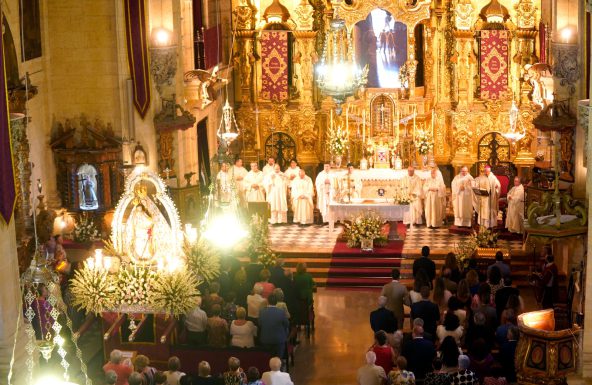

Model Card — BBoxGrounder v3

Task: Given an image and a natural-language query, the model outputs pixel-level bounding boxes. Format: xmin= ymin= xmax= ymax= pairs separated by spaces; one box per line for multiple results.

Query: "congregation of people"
xmin=358 ymin=245 xmax=559 ymax=385
xmin=217 ymin=158 xmax=525 ymax=232
xmin=101 ymin=258 xmax=315 ymax=385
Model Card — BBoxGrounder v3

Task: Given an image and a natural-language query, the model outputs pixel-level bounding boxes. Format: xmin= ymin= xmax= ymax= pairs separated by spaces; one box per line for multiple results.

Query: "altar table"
xmin=327 ymin=199 xmax=410 ymax=232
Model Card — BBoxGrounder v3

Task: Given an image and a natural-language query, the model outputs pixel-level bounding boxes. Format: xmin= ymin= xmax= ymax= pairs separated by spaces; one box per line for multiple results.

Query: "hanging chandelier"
xmin=217 ymin=99 xmax=241 ymax=146
xmin=315 ymin=8 xmax=368 ymax=115
xmin=503 ymin=101 xmax=526 ymax=143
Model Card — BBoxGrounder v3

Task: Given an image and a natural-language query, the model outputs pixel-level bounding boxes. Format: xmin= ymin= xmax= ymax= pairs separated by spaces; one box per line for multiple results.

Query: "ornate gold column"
xmin=406 ymin=33 xmax=418 ymax=98
xmin=453 ymin=30 xmax=474 ymax=109
xmin=292 ymin=31 xmax=317 ymax=105
xmin=234 ymin=30 xmax=257 ymax=103
xmin=450 ymin=110 xmax=477 ymax=170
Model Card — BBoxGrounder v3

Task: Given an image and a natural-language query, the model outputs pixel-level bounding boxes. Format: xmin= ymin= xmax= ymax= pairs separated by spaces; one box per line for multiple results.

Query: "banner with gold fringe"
xmin=0 ymin=26 xmax=16 ymax=224
xmin=261 ymin=31 xmax=289 ymax=101
xmin=480 ymin=30 xmax=509 ymax=100
xmin=124 ymin=0 xmax=151 ymax=118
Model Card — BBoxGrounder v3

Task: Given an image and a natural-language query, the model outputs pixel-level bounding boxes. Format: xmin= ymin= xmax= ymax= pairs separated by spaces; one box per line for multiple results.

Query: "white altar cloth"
xmin=327 ymin=199 xmax=410 ymax=232
xmin=329 ymin=168 xmax=434 ymax=181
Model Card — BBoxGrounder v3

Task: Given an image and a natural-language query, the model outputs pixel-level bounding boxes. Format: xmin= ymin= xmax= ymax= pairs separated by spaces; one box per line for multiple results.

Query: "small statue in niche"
xmin=292 ymin=52 xmax=303 ymax=98
xmin=77 ymin=164 xmax=99 ymax=210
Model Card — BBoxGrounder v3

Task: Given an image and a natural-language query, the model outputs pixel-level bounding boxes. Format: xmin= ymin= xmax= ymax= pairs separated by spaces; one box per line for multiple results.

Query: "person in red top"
xmin=257 ymin=269 xmax=276 ymax=299
xmin=541 ymin=255 xmax=559 ymax=309
xmin=370 ymin=330 xmax=396 ymax=375
xmin=103 ymin=349 xmax=133 ymax=385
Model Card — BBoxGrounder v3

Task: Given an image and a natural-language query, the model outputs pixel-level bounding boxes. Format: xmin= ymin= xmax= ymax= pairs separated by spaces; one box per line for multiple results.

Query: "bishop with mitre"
xmin=264 ymin=164 xmax=288 ymax=224
xmin=506 ymin=176 xmax=525 ymax=234
xmin=474 ymin=165 xmax=501 ymax=228
xmin=401 ymin=166 xmax=423 ymax=226
xmin=244 ymin=162 xmax=265 ymax=202
xmin=315 ymin=163 xmax=332 ymax=223
xmin=292 ymin=169 xmax=314 ymax=225
xmin=423 ymin=168 xmax=446 ymax=228
xmin=451 ymin=166 xmax=475 ymax=227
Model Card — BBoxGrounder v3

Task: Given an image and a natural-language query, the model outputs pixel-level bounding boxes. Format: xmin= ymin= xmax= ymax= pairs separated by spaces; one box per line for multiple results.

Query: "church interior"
xmin=1 ymin=0 xmax=592 ymax=384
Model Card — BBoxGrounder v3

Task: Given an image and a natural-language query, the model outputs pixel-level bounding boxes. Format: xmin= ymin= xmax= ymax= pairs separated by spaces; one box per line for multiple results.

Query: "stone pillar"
xmin=0 ymin=220 xmax=28 ymax=385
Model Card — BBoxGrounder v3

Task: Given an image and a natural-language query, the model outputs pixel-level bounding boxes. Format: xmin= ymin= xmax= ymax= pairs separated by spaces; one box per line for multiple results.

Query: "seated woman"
xmin=230 ymin=307 xmax=257 ymax=348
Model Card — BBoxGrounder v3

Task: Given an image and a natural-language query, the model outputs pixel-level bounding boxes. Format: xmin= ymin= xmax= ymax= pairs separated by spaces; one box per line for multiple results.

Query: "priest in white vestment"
xmin=262 ymin=157 xmax=276 ymax=175
xmin=230 ymin=158 xmax=248 ymax=204
xmin=244 ymin=162 xmax=266 ymax=202
xmin=315 ymin=164 xmax=332 ymax=223
xmin=337 ymin=163 xmax=361 ymax=203
xmin=451 ymin=166 xmax=475 ymax=227
xmin=423 ymin=168 xmax=446 ymax=228
xmin=402 ymin=166 xmax=423 ymax=225
xmin=291 ymin=169 xmax=314 ymax=225
xmin=506 ymin=176 xmax=525 ymax=234
xmin=284 ymin=159 xmax=300 ymax=188
xmin=264 ymin=164 xmax=288 ymax=224
xmin=216 ymin=162 xmax=232 ymax=203
xmin=474 ymin=165 xmax=501 ymax=228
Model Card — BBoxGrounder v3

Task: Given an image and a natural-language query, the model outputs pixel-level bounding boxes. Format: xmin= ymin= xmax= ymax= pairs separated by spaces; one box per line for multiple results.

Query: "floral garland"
xmin=344 ymin=211 xmax=387 ymax=248
xmin=327 ymin=124 xmax=349 ymax=156
xmin=415 ymin=130 xmax=433 ymax=156
xmin=185 ymin=237 xmax=221 ymax=283
xmin=150 ymin=270 xmax=201 ymax=318
xmin=69 ymin=260 xmax=117 ymax=315
xmin=73 ymin=213 xmax=100 ymax=243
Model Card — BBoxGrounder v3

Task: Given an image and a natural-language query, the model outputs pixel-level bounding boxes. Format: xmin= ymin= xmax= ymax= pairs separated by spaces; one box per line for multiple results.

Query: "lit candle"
xmin=362 ymin=109 xmax=366 ymax=143
xmin=95 ymin=249 xmax=103 ymax=269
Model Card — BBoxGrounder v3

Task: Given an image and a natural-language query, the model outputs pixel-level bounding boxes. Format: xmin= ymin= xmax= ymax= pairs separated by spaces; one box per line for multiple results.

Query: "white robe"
xmin=284 ymin=166 xmax=300 ymax=188
xmin=474 ymin=173 xmax=501 ymax=228
xmin=401 ymin=174 xmax=423 ymax=225
xmin=291 ymin=175 xmax=314 ymax=224
xmin=262 ymin=164 xmax=275 ymax=176
xmin=451 ymin=173 xmax=474 ymax=227
xmin=244 ymin=170 xmax=265 ymax=202
xmin=315 ymin=170 xmax=333 ymax=220
xmin=231 ymin=166 xmax=248 ymax=202
xmin=506 ymin=184 xmax=525 ymax=234
xmin=423 ymin=176 xmax=446 ymax=227
xmin=337 ymin=173 xmax=361 ymax=202
xmin=216 ymin=170 xmax=232 ymax=203
xmin=264 ymin=171 xmax=288 ymax=224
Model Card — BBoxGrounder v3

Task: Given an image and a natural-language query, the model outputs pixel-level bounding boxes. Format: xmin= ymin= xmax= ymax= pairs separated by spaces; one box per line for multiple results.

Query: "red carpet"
xmin=327 ymin=238 xmax=404 ymax=287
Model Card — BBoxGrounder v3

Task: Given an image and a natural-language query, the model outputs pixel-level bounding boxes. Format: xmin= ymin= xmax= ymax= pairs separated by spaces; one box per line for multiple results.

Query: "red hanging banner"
xmin=480 ymin=30 xmax=509 ymax=100
xmin=261 ymin=31 xmax=289 ymax=101
xmin=124 ymin=0 xmax=151 ymax=118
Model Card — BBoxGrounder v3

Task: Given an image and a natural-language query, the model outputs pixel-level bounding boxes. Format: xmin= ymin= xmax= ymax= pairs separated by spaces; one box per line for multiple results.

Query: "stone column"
xmin=0 ymin=220 xmax=28 ymax=385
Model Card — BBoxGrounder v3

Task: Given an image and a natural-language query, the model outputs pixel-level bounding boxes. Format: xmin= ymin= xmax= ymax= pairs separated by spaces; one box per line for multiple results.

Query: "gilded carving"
xmin=514 ymin=0 xmax=537 ymax=30
xmin=293 ymin=0 xmax=315 ymax=30
xmin=455 ymin=0 xmax=474 ymax=31
xmin=233 ymin=0 xmax=257 ymax=30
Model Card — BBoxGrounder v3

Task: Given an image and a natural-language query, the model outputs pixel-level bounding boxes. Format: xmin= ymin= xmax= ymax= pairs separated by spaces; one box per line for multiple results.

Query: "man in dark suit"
xmin=380 ymin=268 xmax=410 ymax=329
xmin=413 ymin=246 xmax=436 ymax=283
xmin=410 ymin=286 xmax=440 ymax=336
xmin=500 ymin=326 xmax=519 ymax=383
xmin=370 ymin=296 xmax=397 ymax=334
xmin=495 ymin=277 xmax=519 ymax=320
xmin=542 ymin=254 xmax=559 ymax=309
xmin=401 ymin=325 xmax=436 ymax=381
xmin=488 ymin=251 xmax=511 ymax=278
xmin=258 ymin=293 xmax=290 ymax=360
xmin=270 ymin=259 xmax=286 ymax=287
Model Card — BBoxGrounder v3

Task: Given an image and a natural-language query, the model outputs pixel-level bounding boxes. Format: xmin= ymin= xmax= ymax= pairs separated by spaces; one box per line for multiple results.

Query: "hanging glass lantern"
xmin=217 ymin=99 xmax=240 ymax=145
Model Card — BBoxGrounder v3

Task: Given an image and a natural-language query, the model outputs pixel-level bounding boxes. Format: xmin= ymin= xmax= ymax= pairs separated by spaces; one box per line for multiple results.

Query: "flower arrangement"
xmin=69 ymin=260 xmax=117 ymax=315
xmin=394 ymin=187 xmax=412 ymax=205
xmin=415 ymin=130 xmax=433 ymax=156
xmin=73 ymin=213 xmax=100 ymax=243
xmin=327 ymin=124 xmax=349 ymax=156
xmin=344 ymin=211 xmax=387 ymax=248
xmin=184 ymin=237 xmax=221 ymax=283
xmin=474 ymin=227 xmax=499 ymax=248
xmin=454 ymin=227 xmax=499 ymax=267
xmin=150 ymin=270 xmax=201 ymax=317
xmin=115 ymin=264 xmax=156 ymax=309
xmin=243 ymin=214 xmax=278 ymax=268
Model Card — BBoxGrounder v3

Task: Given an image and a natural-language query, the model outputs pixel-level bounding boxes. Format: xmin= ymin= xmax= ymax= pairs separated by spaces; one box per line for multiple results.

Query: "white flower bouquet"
xmin=73 ymin=213 xmax=100 ymax=243
xmin=327 ymin=124 xmax=349 ymax=156
xmin=344 ymin=211 xmax=387 ymax=248
xmin=69 ymin=259 xmax=117 ymax=315
xmin=415 ymin=130 xmax=433 ymax=156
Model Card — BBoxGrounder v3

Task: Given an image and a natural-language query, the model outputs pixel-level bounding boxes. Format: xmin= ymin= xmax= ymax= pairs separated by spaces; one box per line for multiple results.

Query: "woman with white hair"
xmin=449 ymin=355 xmax=479 ymax=385
xmin=230 ymin=306 xmax=258 ymax=348
xmin=103 ymin=349 xmax=133 ymax=385
xmin=247 ymin=283 xmax=266 ymax=322
xmin=262 ymin=357 xmax=294 ymax=385
xmin=357 ymin=351 xmax=387 ymax=385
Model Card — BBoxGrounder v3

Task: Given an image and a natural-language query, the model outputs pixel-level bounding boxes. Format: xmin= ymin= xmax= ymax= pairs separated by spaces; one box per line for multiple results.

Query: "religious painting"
xmin=77 ymin=164 xmax=99 ymax=211
xmin=353 ymin=9 xmax=407 ymax=88
xmin=19 ymin=0 xmax=42 ymax=61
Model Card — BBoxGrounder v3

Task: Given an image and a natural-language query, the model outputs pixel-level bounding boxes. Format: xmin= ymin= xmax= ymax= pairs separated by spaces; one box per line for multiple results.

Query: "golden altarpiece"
xmin=229 ymin=0 xmax=569 ymax=182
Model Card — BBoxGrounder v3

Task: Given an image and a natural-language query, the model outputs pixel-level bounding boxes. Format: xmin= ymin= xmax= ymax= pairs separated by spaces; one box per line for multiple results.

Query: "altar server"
xmin=315 ymin=164 xmax=333 ymax=222
xmin=474 ymin=165 xmax=501 ymax=228
xmin=244 ymin=162 xmax=266 ymax=202
xmin=216 ymin=162 xmax=232 ymax=203
xmin=451 ymin=166 xmax=475 ymax=227
xmin=231 ymin=158 xmax=248 ymax=203
xmin=262 ymin=157 xmax=276 ymax=175
xmin=402 ymin=166 xmax=423 ymax=225
xmin=506 ymin=176 xmax=525 ymax=234
xmin=337 ymin=163 xmax=361 ymax=202
xmin=264 ymin=164 xmax=288 ymax=224
xmin=423 ymin=168 xmax=446 ymax=228
xmin=284 ymin=159 xmax=301 ymax=188
xmin=292 ymin=169 xmax=314 ymax=225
